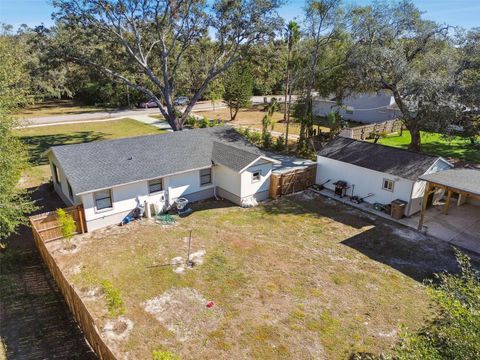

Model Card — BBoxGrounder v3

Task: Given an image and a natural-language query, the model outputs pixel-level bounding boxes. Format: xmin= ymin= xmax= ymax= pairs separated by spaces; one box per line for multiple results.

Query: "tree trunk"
xmin=231 ymin=107 xmax=239 ymax=121
xmin=284 ymin=48 xmax=291 ymax=145
xmin=405 ymin=122 xmax=421 ymax=151
xmin=166 ymin=114 xmax=182 ymax=131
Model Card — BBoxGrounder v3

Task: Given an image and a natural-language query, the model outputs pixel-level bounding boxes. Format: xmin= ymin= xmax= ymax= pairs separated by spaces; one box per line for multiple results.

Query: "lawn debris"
xmin=103 ymin=317 xmax=133 ymax=341
xmin=188 ymin=250 xmax=206 ymax=267
xmin=155 ymin=213 xmax=176 ymax=225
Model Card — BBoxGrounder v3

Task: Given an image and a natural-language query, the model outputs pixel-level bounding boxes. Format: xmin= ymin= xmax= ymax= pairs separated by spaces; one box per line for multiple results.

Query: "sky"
xmin=0 ymin=0 xmax=479 ymax=29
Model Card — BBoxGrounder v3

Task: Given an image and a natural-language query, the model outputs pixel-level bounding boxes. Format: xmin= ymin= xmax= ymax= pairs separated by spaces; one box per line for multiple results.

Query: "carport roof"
xmin=317 ymin=137 xmax=451 ymax=181
xmin=419 ymin=169 xmax=480 ymax=196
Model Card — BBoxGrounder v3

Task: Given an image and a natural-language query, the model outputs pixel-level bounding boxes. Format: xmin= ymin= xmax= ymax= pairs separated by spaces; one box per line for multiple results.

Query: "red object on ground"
xmin=206 ymin=301 xmax=214 ymax=308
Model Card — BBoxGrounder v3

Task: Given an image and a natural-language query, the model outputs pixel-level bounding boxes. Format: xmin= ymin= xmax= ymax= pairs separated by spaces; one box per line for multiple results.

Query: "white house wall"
xmin=81 ymin=168 xmax=215 ymax=232
xmin=240 ymin=160 xmax=272 ymax=201
xmin=316 ymin=156 xmax=415 ymax=211
xmin=214 ymin=164 xmax=242 ymax=204
xmin=48 ymin=153 xmax=80 ymax=206
xmin=166 ymin=169 xmax=214 ymax=204
xmin=313 ymin=92 xmax=401 ymax=124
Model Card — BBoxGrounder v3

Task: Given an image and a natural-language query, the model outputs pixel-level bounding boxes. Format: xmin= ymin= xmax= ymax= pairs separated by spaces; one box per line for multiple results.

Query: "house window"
xmin=94 ymin=189 xmax=112 ymax=210
xmin=53 ymin=164 xmax=60 ymax=184
xmin=67 ymin=181 xmax=74 ymax=200
xmin=200 ymin=168 xmax=212 ymax=186
xmin=382 ymin=178 xmax=395 ymax=192
xmin=148 ymin=178 xmax=163 ymax=194
xmin=252 ymin=171 xmax=261 ymax=183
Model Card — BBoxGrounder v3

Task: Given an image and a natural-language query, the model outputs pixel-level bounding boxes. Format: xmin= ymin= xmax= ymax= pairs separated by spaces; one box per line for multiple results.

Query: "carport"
xmin=417 ymin=169 xmax=480 ymax=230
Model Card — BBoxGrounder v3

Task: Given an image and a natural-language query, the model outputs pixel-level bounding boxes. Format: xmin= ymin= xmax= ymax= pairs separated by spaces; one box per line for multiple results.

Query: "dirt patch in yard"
xmin=46 ymin=194 xmax=478 ymax=360
xmin=143 ymin=287 xmax=221 ymax=342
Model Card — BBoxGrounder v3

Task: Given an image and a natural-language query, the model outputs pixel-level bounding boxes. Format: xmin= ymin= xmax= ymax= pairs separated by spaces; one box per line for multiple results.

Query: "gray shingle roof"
xmin=317 ymin=137 xmax=449 ymax=181
xmin=212 ymin=141 xmax=262 ymax=172
xmin=419 ymin=169 xmax=480 ymax=196
xmin=50 ymin=126 xmax=263 ymax=195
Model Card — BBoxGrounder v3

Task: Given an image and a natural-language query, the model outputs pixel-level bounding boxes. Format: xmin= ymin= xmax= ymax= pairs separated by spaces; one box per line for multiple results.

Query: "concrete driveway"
xmin=402 ymin=203 xmax=480 ymax=254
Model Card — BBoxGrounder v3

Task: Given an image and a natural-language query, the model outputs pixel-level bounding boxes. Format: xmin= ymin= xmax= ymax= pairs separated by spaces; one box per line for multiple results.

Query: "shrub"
xmin=199 ymin=117 xmax=211 ymax=128
xmin=394 ymin=249 xmax=480 ymax=360
xmin=262 ymin=131 xmax=273 ymax=148
xmin=56 ymin=208 xmax=76 ymax=239
xmin=249 ymin=131 xmax=262 ymax=145
xmin=274 ymin=135 xmax=286 ymax=151
xmin=184 ymin=115 xmax=196 ymax=128
xmin=152 ymin=350 xmax=180 ymax=360
xmin=100 ymin=279 xmax=125 ymax=317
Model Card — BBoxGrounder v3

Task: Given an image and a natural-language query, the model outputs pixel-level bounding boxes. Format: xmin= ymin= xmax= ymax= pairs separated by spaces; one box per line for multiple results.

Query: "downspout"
xmin=212 ymin=163 xmax=219 ymax=200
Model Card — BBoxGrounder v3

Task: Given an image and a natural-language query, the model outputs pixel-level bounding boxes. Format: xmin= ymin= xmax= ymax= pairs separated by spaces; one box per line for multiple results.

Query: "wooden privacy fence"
xmin=340 ymin=119 xmax=403 ymax=140
xmin=29 ymin=205 xmax=86 ymax=242
xmin=30 ymin=209 xmax=116 ymax=360
xmin=270 ymin=165 xmax=317 ymax=199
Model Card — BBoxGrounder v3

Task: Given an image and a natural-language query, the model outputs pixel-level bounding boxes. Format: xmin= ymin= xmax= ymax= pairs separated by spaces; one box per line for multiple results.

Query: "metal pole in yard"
xmin=187 ymin=230 xmax=192 ymax=266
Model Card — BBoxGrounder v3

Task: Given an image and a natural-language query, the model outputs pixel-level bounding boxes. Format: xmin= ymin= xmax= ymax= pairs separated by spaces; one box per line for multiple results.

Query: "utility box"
xmin=390 ymin=199 xmax=407 ymax=219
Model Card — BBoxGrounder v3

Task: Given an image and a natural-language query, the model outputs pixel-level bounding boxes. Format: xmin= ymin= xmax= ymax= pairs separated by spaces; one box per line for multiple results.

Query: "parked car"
xmin=138 ymin=98 xmax=158 ymax=108
xmin=174 ymin=96 xmax=189 ymax=106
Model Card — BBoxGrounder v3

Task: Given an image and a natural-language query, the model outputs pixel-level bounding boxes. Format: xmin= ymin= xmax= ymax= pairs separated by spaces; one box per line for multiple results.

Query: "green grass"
xmin=14 ymin=118 xmax=164 ymax=188
xmin=375 ymin=131 xmax=480 ymax=164
xmin=50 ymin=194 xmax=465 ymax=360
xmin=13 ymin=99 xmax=112 ymax=118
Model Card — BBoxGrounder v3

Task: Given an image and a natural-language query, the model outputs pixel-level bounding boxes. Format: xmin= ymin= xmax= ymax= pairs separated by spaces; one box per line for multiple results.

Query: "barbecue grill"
xmin=334 ymin=181 xmax=348 ymax=197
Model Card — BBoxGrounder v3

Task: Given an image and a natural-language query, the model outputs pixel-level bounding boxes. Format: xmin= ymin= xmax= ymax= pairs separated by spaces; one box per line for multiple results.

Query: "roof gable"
xmin=212 ymin=141 xmax=262 ymax=172
xmin=317 ymin=137 xmax=445 ymax=181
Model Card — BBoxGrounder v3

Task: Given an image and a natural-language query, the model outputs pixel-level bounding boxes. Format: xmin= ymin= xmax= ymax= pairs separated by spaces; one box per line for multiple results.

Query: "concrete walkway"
xmin=127 ymin=114 xmax=173 ymax=131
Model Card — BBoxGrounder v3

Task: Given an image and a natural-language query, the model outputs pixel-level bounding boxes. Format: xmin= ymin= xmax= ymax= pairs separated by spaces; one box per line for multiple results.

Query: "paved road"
xmin=20 ymin=96 xmax=290 ymax=127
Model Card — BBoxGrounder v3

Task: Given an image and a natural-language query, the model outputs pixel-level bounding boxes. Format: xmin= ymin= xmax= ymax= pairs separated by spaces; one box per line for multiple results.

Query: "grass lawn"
xmin=13 ymin=100 xmax=113 ymax=118
xmin=15 ymin=118 xmax=164 ymax=188
xmin=48 ymin=192 xmax=463 ymax=360
xmin=195 ymin=106 xmax=331 ymax=136
xmin=376 ymin=131 xmax=480 ymax=164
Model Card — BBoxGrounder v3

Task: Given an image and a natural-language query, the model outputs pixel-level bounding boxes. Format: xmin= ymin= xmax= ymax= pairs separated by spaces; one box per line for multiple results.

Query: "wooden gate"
xmin=269 ymin=165 xmax=317 ymax=199
xmin=30 ymin=205 xmax=86 ymax=242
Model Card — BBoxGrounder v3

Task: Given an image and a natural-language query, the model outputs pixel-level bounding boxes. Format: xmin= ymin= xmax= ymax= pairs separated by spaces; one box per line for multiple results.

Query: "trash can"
xmin=390 ymin=199 xmax=407 ymax=219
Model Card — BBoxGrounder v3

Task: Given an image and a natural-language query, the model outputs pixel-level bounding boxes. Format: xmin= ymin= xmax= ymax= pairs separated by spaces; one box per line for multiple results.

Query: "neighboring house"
xmin=45 ymin=127 xmax=279 ymax=232
xmin=316 ymin=137 xmax=453 ymax=216
xmin=313 ymin=91 xmax=401 ymax=124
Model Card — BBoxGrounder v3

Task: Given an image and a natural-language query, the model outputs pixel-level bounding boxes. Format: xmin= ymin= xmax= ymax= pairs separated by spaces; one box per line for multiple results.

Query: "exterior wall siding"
xmin=166 ymin=169 xmax=214 ymax=204
xmin=240 ymin=161 xmax=272 ymax=199
xmin=49 ymin=153 xmax=80 ymax=206
xmin=313 ymin=92 xmax=401 ymax=124
xmin=81 ymin=168 xmax=215 ymax=232
xmin=316 ymin=156 xmax=415 ymax=212
xmin=214 ymin=164 xmax=242 ymax=199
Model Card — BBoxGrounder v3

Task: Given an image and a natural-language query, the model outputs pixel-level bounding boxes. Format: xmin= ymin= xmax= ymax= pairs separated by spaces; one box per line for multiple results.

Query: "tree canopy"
xmin=52 ymin=0 xmax=283 ymax=130
xmin=0 ymin=29 xmax=37 ymax=239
